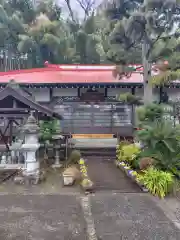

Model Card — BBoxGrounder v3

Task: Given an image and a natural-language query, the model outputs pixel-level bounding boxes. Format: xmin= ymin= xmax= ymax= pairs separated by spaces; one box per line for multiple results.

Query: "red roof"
xmin=0 ymin=64 xmax=143 ymax=84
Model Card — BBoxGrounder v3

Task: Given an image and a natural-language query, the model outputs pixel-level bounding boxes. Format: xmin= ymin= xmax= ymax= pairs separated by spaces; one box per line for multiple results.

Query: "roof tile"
xmin=0 ymin=68 xmax=143 ymax=84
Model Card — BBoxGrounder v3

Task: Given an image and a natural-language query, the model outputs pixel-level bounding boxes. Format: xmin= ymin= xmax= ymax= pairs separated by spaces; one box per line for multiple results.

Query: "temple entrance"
xmin=55 ymin=101 xmax=133 ymax=136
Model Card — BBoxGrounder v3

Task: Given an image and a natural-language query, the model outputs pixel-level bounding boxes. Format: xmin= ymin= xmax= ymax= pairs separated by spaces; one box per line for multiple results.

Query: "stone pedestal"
xmin=52 ymin=135 xmax=64 ymax=168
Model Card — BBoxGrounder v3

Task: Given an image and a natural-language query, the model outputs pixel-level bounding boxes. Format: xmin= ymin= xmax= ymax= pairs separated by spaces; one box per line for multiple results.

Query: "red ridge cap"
xmin=0 ymin=67 xmax=59 ymax=76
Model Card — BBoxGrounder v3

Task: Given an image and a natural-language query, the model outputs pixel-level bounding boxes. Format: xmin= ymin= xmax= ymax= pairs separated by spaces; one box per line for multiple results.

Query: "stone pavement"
xmin=86 ymin=157 xmax=141 ymax=192
xmin=0 ymin=193 xmax=180 ymax=240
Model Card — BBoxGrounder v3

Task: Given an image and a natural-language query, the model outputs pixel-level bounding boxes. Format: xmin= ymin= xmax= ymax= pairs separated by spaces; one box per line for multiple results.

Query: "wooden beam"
xmin=0 ymin=114 xmax=27 ymax=118
xmin=0 ymin=108 xmax=30 ymax=112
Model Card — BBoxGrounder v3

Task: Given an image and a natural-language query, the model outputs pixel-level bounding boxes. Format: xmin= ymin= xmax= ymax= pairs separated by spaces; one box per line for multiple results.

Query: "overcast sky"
xmin=57 ymin=0 xmax=103 ymax=19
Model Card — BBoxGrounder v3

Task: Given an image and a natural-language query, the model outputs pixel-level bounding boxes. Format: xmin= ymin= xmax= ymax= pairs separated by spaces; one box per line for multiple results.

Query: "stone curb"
xmin=115 ymin=160 xmax=148 ymax=192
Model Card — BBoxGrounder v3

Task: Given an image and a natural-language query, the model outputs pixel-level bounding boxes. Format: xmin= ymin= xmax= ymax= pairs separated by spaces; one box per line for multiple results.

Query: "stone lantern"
xmin=21 ymin=112 xmax=41 ymax=182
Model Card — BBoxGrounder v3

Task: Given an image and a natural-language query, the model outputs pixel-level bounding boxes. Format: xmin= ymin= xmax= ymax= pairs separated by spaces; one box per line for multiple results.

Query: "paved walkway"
xmin=0 ymin=193 xmax=180 ymax=240
xmin=86 ymin=157 xmax=141 ymax=192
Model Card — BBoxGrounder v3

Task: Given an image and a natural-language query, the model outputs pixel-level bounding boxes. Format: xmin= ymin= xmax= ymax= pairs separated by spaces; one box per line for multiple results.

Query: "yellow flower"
xmin=79 ymin=159 xmax=85 ymax=165
xmin=131 ymin=171 xmax=137 ymax=176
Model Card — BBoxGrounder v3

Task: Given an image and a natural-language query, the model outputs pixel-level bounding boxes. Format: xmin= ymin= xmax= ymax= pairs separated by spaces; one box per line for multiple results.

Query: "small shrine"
xmin=0 ymin=80 xmax=63 ymax=171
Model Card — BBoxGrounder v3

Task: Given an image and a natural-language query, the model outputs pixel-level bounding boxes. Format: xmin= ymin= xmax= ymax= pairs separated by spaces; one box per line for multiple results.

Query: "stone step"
xmin=69 ymin=138 xmax=118 ymax=148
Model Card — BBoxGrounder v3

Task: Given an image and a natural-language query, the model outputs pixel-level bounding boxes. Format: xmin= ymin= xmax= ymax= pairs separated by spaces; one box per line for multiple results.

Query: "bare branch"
xmin=76 ymin=0 xmax=96 ymax=20
xmin=64 ymin=0 xmax=76 ymax=23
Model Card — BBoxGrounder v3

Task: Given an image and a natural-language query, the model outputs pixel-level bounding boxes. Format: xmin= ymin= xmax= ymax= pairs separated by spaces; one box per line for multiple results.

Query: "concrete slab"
xmin=0 ymin=195 xmax=86 ymax=240
xmin=90 ymin=193 xmax=180 ymax=240
xmin=0 ymin=193 xmax=180 ymax=240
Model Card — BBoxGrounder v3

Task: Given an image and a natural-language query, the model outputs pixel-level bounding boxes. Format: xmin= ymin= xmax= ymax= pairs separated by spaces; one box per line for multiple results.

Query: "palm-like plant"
xmin=136 ymin=120 xmax=180 ymax=153
xmin=152 ymin=149 xmax=180 ymax=176
xmin=136 ymin=103 xmax=164 ymax=123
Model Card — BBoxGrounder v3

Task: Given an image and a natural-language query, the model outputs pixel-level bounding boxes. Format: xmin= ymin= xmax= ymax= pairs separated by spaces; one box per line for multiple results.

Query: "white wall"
xmin=28 ymin=87 xmax=180 ymax=103
xmin=53 ymin=88 xmax=77 ymax=97
xmin=107 ymin=87 xmax=160 ymax=101
xmin=107 ymin=88 xmax=131 ymax=97
xmin=30 ymin=88 xmax=50 ymax=102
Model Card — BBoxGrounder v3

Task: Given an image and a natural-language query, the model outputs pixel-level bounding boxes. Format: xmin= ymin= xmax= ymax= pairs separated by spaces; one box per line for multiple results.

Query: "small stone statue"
xmin=1 ymin=155 xmax=7 ymax=164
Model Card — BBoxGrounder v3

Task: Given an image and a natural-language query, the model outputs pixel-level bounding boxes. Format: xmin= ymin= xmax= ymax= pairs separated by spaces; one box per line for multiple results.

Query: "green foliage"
xmin=131 ymin=156 xmax=141 ymax=169
xmin=39 ymin=119 xmax=60 ymax=142
xmin=117 ymin=92 xmax=142 ymax=105
xmin=120 ymin=143 xmax=140 ymax=164
xmin=137 ymin=167 xmax=174 ymax=198
xmin=69 ymin=150 xmax=81 ymax=164
xmin=136 ymin=115 xmax=180 ymax=175
xmin=150 ymin=38 xmax=180 ymax=86
xmin=152 ymin=149 xmax=180 ymax=176
xmin=151 ymin=70 xmax=180 ymax=86
xmin=136 ymin=103 xmax=164 ymax=123
xmin=136 ymin=120 xmax=180 ymax=153
xmin=106 ymin=0 xmax=180 ymax=80
xmin=0 ymin=0 xmax=153 ymax=69
xmin=116 ymin=140 xmax=129 ymax=160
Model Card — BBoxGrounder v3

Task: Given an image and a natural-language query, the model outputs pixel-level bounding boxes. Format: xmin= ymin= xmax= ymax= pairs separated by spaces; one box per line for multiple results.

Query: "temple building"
xmin=0 ymin=63 xmax=179 ymax=137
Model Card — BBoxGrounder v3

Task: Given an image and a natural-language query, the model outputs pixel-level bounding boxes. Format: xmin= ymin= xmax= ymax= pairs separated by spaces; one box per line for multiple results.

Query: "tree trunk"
xmin=142 ymin=42 xmax=153 ymax=104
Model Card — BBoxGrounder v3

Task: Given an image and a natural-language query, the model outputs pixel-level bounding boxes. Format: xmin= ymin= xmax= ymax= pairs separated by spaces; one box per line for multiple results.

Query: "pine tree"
xmin=106 ymin=0 xmax=180 ymax=103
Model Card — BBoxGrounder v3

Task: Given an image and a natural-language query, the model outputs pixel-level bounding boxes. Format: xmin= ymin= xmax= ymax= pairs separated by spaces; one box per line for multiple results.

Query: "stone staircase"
xmin=69 ymin=138 xmax=117 ymax=157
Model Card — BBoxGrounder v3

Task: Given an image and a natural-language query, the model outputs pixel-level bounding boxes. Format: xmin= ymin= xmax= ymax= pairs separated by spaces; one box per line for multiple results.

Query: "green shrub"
xmin=137 ymin=167 xmax=174 ymax=198
xmin=122 ymin=144 xmax=140 ymax=164
xmin=136 ymin=103 xmax=164 ymax=123
xmin=117 ymin=93 xmax=142 ymax=105
xmin=69 ymin=150 xmax=81 ymax=164
xmin=131 ymin=156 xmax=141 ymax=169
xmin=116 ymin=141 xmax=129 ymax=161
xmin=136 ymin=120 xmax=179 ymax=153
xmin=152 ymin=150 xmax=180 ymax=176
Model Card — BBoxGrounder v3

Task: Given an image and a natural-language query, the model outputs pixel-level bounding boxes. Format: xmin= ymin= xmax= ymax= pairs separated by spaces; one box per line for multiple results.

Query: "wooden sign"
xmin=72 ymin=134 xmax=114 ymax=139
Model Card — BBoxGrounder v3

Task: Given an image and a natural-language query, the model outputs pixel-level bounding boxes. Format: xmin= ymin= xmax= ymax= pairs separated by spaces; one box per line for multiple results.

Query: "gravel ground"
xmin=0 ymin=193 xmax=180 ymax=240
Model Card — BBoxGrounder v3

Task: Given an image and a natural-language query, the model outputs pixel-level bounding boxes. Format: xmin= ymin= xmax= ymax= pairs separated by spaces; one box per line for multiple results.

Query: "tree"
xmin=36 ymin=0 xmax=62 ymax=21
xmin=17 ymin=11 xmax=75 ymax=66
xmin=7 ymin=0 xmax=36 ymax=24
xmin=106 ymin=0 xmax=180 ymax=103
xmin=151 ymin=37 xmax=180 ymax=87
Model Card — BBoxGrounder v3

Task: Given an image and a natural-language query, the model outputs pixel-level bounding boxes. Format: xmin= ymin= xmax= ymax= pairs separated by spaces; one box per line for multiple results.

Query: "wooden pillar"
xmin=131 ymin=86 xmax=136 ymax=95
xmin=50 ymin=88 xmax=53 ymax=101
xmin=105 ymin=87 xmax=108 ymax=98
xmin=131 ymin=87 xmax=136 ymax=129
xmin=159 ymin=86 xmax=163 ymax=103
xmin=78 ymin=87 xmax=81 ymax=98
xmin=9 ymin=119 xmax=13 ymax=145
